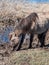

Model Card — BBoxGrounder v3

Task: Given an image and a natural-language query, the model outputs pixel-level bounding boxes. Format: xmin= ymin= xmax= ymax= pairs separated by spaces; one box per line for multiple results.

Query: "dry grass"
xmin=0 ymin=2 xmax=49 ymax=20
xmin=5 ymin=49 xmax=49 ymax=65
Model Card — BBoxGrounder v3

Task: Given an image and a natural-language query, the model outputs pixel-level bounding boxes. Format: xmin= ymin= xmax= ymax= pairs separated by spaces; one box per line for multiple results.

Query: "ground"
xmin=0 ymin=48 xmax=49 ymax=65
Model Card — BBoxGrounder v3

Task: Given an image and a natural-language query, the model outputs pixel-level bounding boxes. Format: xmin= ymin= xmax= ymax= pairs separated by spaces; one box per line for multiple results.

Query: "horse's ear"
xmin=9 ymin=32 xmax=14 ymax=40
xmin=17 ymin=17 xmax=22 ymax=22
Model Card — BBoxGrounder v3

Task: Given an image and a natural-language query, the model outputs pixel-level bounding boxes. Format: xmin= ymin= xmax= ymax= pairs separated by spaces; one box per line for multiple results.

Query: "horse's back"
xmin=35 ymin=18 xmax=49 ymax=34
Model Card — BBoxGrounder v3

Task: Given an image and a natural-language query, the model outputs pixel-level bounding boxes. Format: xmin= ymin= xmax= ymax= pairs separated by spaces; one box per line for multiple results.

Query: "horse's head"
xmin=9 ymin=29 xmax=22 ymax=43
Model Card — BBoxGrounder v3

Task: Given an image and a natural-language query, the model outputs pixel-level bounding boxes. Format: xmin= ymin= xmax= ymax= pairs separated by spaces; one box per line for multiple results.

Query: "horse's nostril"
xmin=15 ymin=34 xmax=17 ymax=36
xmin=12 ymin=39 xmax=15 ymax=42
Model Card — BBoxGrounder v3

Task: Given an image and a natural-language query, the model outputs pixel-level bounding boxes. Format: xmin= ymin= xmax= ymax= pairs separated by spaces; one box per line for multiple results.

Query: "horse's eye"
xmin=15 ymin=34 xmax=17 ymax=36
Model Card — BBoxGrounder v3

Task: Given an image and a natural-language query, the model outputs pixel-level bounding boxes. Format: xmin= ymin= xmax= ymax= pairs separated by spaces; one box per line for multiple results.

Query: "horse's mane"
xmin=15 ymin=12 xmax=39 ymax=31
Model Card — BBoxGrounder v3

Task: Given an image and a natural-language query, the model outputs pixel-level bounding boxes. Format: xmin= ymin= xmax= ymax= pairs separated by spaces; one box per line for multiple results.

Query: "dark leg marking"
xmin=16 ymin=34 xmax=25 ymax=51
xmin=38 ymin=30 xmax=47 ymax=47
xmin=12 ymin=43 xmax=19 ymax=51
xmin=29 ymin=33 xmax=34 ymax=48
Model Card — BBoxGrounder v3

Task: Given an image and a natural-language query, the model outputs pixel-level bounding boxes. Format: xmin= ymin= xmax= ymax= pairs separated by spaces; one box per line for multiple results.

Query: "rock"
xmin=0 ymin=43 xmax=13 ymax=57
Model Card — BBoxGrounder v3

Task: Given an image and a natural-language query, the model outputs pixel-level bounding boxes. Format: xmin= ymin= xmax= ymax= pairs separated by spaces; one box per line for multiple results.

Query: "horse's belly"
xmin=36 ymin=28 xmax=46 ymax=34
xmin=36 ymin=26 xmax=47 ymax=34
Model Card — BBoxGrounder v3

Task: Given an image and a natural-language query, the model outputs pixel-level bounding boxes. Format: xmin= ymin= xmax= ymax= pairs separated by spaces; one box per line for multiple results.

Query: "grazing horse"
xmin=9 ymin=12 xmax=49 ymax=51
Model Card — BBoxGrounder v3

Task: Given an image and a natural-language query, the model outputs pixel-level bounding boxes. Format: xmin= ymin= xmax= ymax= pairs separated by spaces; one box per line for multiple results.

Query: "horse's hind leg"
xmin=16 ymin=33 xmax=25 ymax=51
xmin=38 ymin=30 xmax=47 ymax=47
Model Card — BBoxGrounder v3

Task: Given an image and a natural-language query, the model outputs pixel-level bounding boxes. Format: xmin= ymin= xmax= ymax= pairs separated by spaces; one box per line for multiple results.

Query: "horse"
xmin=9 ymin=12 xmax=49 ymax=51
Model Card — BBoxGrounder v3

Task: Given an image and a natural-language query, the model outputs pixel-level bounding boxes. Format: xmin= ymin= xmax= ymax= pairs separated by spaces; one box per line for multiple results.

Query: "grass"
xmin=5 ymin=48 xmax=49 ymax=65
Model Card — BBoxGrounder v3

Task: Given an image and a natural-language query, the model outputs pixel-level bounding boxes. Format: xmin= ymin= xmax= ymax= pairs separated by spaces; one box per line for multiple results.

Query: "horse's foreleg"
xmin=29 ymin=33 xmax=34 ymax=48
xmin=16 ymin=33 xmax=25 ymax=51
